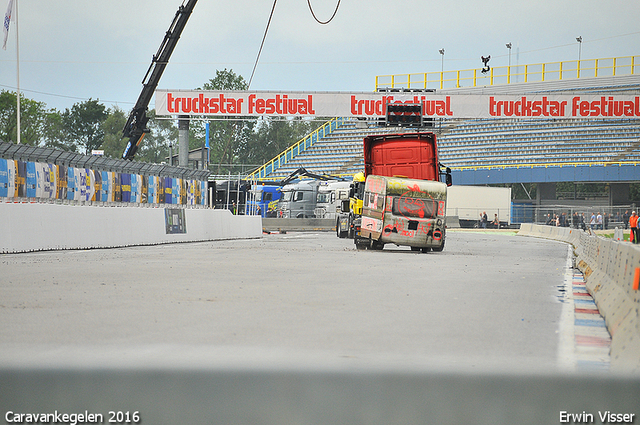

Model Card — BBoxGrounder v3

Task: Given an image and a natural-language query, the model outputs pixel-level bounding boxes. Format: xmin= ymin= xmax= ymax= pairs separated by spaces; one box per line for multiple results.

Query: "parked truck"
xmin=276 ymin=167 xmax=344 ymax=219
xmin=336 ymin=172 xmax=365 ymax=238
xmin=246 ymin=184 xmax=281 ymax=217
xmin=277 ymin=180 xmax=321 ymax=218
xmin=337 ymin=132 xmax=451 ymax=251
xmin=315 ymin=180 xmax=351 ymax=220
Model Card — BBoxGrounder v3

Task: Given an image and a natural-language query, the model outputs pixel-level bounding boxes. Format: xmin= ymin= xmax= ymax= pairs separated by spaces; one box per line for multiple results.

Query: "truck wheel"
xmin=371 ymin=240 xmax=384 ymax=250
xmin=355 ymin=240 xmax=367 ymax=250
xmin=336 ymin=218 xmax=349 ymax=238
xmin=354 ymin=236 xmax=368 ymax=250
xmin=421 ymin=247 xmax=431 ymax=253
xmin=347 ymin=214 xmax=354 ymax=239
xmin=432 ymin=240 xmax=445 ymax=252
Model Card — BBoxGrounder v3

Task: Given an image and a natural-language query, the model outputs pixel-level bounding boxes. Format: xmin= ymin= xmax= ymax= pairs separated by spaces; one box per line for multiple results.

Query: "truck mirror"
xmin=446 ymin=173 xmax=452 ymax=187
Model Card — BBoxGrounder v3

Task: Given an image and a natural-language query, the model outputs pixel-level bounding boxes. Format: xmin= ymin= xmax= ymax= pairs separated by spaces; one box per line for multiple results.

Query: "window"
xmin=294 ymin=191 xmax=304 ymax=201
xmin=392 ymin=196 xmax=437 ymax=218
xmin=281 ymin=191 xmax=292 ymax=202
xmin=364 ymin=191 xmax=383 ymax=212
xmin=317 ymin=193 xmax=330 ymax=203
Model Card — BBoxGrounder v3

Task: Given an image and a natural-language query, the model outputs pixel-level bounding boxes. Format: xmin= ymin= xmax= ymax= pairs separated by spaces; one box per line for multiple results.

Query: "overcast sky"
xmin=1 ymin=0 xmax=639 ymax=112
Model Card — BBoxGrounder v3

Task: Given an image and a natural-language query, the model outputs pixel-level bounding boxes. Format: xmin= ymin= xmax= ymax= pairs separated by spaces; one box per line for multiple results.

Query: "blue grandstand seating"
xmin=261 ymin=116 xmax=640 ymax=181
xmin=259 ymin=71 xmax=640 ymax=182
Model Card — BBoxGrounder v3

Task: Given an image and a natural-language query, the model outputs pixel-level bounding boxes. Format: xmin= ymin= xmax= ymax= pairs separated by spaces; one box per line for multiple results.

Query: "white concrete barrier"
xmin=520 ymin=224 xmax=640 ymax=372
xmin=0 ymin=202 xmax=262 ymax=253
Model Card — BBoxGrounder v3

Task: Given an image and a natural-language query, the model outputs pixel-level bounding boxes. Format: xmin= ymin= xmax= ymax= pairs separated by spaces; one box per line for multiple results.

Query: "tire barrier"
xmin=0 ymin=143 xmax=256 ymax=251
xmin=0 ymin=142 xmax=209 ymax=207
xmin=0 ymin=202 xmax=262 ymax=253
xmin=519 ymin=224 xmax=640 ymax=372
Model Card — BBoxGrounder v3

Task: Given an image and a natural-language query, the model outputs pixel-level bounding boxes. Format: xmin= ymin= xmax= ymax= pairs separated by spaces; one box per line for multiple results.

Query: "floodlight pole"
xmin=506 ymin=43 xmax=512 ymax=84
xmin=439 ymin=48 xmax=445 ymax=89
xmin=14 ymin=0 xmax=20 ymax=144
xmin=576 ymin=36 xmax=582 ymax=78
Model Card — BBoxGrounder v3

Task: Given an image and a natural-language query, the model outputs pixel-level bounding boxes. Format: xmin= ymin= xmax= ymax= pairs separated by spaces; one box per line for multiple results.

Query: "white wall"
xmin=447 ymin=185 xmax=512 ymax=223
xmin=0 ymin=203 xmax=262 ymax=253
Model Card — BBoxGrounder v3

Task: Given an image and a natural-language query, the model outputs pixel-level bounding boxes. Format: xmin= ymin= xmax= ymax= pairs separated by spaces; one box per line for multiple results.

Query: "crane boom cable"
xmin=307 ymin=0 xmax=341 ymax=24
xmin=248 ymin=0 xmax=278 ymax=89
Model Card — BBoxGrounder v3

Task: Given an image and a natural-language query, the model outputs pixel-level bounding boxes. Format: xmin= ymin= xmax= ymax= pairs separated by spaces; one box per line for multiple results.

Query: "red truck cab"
xmin=364 ymin=132 xmax=440 ymax=182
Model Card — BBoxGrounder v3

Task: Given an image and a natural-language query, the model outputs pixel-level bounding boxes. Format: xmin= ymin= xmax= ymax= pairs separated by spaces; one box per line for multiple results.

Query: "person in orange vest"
xmin=629 ymin=211 xmax=638 ymax=243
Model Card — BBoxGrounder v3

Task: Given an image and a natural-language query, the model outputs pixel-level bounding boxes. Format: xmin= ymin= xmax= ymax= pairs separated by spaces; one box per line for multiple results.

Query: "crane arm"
xmin=279 ymin=167 xmax=345 ymax=186
xmin=122 ymin=0 xmax=198 ymax=160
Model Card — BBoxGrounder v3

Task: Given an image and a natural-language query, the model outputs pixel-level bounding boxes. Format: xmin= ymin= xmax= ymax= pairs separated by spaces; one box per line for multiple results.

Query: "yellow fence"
xmin=375 ymin=55 xmax=640 ymax=91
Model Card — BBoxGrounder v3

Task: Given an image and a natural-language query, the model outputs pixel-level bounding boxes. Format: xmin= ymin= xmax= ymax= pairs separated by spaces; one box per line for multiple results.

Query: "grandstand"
xmin=247 ymin=56 xmax=640 ymax=201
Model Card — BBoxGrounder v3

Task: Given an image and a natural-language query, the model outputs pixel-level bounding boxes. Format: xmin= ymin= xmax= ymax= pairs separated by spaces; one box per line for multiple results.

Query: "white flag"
xmin=2 ymin=0 xmax=13 ymax=50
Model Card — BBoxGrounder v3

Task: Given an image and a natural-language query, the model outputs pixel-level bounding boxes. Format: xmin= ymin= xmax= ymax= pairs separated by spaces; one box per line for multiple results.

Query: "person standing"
xmin=596 ymin=212 xmax=603 ymax=230
xmin=630 ymin=211 xmax=638 ymax=243
xmin=545 ymin=214 xmax=553 ymax=226
xmin=624 ymin=210 xmax=630 ymax=229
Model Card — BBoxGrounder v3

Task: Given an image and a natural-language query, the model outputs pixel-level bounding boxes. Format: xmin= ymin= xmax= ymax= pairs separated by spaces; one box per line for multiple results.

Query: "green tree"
xmin=42 ymin=110 xmax=73 ymax=151
xmin=238 ymin=117 xmax=316 ymax=166
xmin=194 ymin=69 xmax=252 ymax=174
xmin=63 ymin=99 xmax=107 ymax=154
xmin=137 ymin=109 xmax=177 ymax=164
xmin=100 ymin=106 xmax=128 ymax=159
xmin=0 ymin=90 xmax=47 ymax=146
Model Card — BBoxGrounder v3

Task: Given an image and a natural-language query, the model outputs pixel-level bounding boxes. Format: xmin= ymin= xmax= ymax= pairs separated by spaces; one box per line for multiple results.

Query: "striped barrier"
xmin=519 ymin=224 xmax=640 ymax=372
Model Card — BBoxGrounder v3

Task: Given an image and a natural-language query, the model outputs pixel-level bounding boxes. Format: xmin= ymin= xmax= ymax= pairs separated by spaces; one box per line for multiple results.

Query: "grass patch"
xmin=601 ymin=232 xmax=630 ymax=241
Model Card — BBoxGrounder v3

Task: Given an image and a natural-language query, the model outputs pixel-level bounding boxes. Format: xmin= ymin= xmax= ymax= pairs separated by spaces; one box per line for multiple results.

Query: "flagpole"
xmin=15 ymin=0 xmax=20 ymax=144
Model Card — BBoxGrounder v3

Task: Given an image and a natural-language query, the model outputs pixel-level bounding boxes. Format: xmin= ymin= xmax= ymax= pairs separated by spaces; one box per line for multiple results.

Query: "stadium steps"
xmin=258 ymin=117 xmax=640 ymax=180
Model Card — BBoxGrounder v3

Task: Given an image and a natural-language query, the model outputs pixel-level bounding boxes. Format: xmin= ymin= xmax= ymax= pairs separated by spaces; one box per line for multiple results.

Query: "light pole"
xmin=576 ymin=36 xmax=582 ymax=78
xmin=439 ymin=48 xmax=445 ymax=89
xmin=506 ymin=42 xmax=512 ymax=83
xmin=576 ymin=36 xmax=582 ymax=61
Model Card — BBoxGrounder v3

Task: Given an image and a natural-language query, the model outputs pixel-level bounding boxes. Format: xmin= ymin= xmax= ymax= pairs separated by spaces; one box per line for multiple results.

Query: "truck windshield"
xmin=392 ymin=196 xmax=438 ymax=219
xmin=317 ymin=193 xmax=330 ymax=203
xmin=280 ymin=191 xmax=292 ymax=202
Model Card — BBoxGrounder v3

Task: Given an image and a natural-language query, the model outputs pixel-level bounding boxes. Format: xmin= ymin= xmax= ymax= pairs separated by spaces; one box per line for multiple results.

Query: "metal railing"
xmin=245 ymin=117 xmax=345 ymax=181
xmin=451 ymin=159 xmax=640 ymax=172
xmin=512 ymin=204 xmax=636 ymax=227
xmin=0 ymin=142 xmax=209 ymax=181
xmin=375 ymin=55 xmax=640 ymax=91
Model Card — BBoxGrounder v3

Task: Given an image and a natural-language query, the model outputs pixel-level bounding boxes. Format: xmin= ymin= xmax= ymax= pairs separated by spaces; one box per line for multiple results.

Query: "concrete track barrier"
xmin=0 ymin=202 xmax=262 ymax=253
xmin=519 ymin=224 xmax=640 ymax=372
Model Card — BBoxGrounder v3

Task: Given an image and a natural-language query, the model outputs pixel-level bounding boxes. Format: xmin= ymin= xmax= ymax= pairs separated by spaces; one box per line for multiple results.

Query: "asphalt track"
xmin=0 ymin=229 xmax=574 ymax=372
